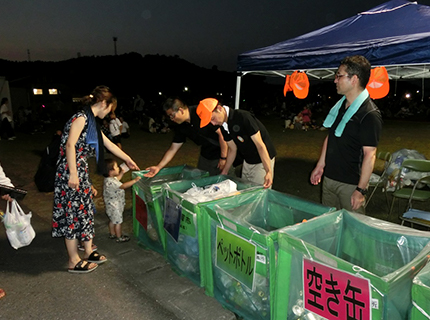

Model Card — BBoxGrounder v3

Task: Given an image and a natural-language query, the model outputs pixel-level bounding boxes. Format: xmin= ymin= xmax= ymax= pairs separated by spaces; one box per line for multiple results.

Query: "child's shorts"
xmin=106 ymin=203 xmax=124 ymax=224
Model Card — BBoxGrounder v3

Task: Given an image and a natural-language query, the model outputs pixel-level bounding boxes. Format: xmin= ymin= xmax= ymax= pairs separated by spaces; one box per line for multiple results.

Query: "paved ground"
xmin=0 ymin=123 xmax=236 ymax=320
xmin=0 ymin=194 xmax=236 ymax=320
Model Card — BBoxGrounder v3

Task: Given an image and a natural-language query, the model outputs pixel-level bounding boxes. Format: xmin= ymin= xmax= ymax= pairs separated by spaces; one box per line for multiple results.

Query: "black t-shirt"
xmin=324 ymin=97 xmax=383 ymax=185
xmin=171 ymin=105 xmax=221 ymax=160
xmin=221 ymin=108 xmax=276 ymax=164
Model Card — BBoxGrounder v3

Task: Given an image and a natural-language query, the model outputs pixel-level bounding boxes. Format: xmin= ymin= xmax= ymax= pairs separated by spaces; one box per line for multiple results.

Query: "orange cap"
xmin=283 ymin=74 xmax=292 ymax=97
xmin=366 ymin=66 xmax=389 ymax=99
xmin=290 ymin=71 xmax=309 ymax=99
xmin=197 ymin=98 xmax=218 ymax=128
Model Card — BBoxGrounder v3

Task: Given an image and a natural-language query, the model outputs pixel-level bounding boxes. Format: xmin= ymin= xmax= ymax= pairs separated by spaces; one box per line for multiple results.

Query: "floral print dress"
xmin=52 ymin=111 xmax=96 ymax=241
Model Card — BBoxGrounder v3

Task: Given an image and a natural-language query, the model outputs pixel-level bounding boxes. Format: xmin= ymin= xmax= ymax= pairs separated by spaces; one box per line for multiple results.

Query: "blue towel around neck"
xmin=323 ymin=89 xmax=369 ymax=137
xmin=85 ymin=107 xmax=99 ymax=160
xmin=84 ymin=106 xmax=106 ymax=175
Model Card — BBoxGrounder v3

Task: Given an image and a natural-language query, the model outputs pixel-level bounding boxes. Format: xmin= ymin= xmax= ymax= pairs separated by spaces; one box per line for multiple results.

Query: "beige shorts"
xmin=322 ymin=176 xmax=365 ymax=214
xmin=241 ymin=157 xmax=275 ymax=188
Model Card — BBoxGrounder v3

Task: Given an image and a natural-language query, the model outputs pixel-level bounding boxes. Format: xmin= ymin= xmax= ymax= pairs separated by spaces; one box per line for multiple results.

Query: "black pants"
xmin=1 ymin=118 xmax=15 ymax=139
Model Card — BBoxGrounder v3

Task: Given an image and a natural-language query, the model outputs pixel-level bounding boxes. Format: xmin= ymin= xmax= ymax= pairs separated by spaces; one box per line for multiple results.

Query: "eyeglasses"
xmin=335 ymin=74 xmax=350 ymax=80
xmin=168 ymin=111 xmax=177 ymax=120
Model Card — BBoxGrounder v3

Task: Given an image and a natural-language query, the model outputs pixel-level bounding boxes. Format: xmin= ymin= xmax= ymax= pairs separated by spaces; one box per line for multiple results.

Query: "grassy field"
xmin=1 ymin=115 xmax=429 ymax=226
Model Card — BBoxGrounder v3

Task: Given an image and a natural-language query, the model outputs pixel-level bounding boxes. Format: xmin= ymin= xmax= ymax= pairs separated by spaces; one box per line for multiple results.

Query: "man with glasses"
xmin=310 ymin=55 xmax=383 ymax=214
xmin=144 ymin=98 xmax=227 ymax=177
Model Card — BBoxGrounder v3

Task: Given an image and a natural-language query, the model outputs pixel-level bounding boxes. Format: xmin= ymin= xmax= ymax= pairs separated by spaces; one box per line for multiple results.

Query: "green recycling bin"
xmin=411 ymin=260 xmax=430 ymax=320
xmin=275 ymin=209 xmax=430 ymax=320
xmin=200 ymin=188 xmax=334 ymax=320
xmin=132 ymin=165 xmax=208 ymax=255
xmin=162 ymin=175 xmax=262 ymax=287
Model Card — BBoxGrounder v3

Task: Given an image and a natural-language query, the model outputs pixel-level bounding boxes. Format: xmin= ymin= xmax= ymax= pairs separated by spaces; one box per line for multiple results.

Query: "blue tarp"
xmin=237 ymin=0 xmax=430 ymax=75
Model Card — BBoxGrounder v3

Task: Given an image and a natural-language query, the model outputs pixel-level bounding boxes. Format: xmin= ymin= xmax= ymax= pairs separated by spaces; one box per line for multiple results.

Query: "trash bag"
xmin=386 ymin=149 xmax=428 ymax=191
xmin=183 ymin=179 xmax=238 ymax=202
xmin=387 ymin=149 xmax=426 ymax=175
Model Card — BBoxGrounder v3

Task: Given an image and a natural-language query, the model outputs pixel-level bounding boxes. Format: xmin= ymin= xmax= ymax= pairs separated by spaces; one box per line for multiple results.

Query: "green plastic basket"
xmin=275 ymin=209 xmax=430 ymax=320
xmin=162 ymin=175 xmax=262 ymax=287
xmin=200 ymin=188 xmax=334 ymax=320
xmin=411 ymin=260 xmax=430 ymax=320
xmin=132 ymin=165 xmax=208 ymax=255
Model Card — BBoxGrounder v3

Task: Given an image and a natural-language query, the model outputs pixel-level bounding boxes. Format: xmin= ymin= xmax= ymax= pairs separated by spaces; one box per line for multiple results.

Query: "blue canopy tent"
xmin=235 ymin=0 xmax=430 ymax=108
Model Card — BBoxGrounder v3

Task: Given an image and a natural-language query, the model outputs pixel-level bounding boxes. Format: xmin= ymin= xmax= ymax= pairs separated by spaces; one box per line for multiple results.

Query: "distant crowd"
xmin=3 ymin=83 xmax=430 ymax=142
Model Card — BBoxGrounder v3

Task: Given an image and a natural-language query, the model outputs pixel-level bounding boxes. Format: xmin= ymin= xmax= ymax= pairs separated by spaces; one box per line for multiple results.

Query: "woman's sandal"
xmin=68 ymin=260 xmax=98 ymax=274
xmin=0 ymin=288 xmax=5 ymax=299
xmin=86 ymin=251 xmax=108 ymax=265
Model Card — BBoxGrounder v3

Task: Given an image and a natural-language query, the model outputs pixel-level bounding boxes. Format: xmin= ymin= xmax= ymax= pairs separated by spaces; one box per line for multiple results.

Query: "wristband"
xmin=355 ymin=186 xmax=368 ymax=196
xmin=220 ymin=157 xmax=227 ymax=160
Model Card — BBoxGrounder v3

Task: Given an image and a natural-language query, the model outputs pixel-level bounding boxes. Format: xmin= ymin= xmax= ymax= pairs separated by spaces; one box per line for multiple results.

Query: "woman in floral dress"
xmin=52 ymin=86 xmax=139 ymax=273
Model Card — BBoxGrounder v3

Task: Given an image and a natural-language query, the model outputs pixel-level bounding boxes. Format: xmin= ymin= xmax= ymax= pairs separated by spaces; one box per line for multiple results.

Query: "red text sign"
xmin=303 ymin=259 xmax=371 ymax=320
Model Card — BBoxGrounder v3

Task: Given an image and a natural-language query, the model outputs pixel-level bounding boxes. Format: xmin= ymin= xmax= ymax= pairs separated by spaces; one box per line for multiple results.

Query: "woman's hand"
xmin=68 ymin=173 xmax=80 ymax=190
xmin=126 ymin=159 xmax=140 ymax=171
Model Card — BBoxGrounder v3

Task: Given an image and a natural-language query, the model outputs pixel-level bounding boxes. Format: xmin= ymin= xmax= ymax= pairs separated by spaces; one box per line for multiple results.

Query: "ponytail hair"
xmin=82 ymin=85 xmax=117 ymax=112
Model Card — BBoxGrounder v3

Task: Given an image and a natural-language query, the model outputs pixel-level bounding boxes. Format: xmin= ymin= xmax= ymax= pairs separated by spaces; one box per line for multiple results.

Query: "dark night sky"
xmin=3 ymin=0 xmax=430 ymax=72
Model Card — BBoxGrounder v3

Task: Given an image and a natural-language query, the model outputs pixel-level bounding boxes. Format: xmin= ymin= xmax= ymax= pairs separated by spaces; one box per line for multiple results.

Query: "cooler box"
xmin=200 ymin=189 xmax=334 ymax=320
xmin=275 ymin=209 xmax=430 ymax=320
xmin=132 ymin=165 xmax=208 ymax=255
xmin=162 ymin=175 xmax=262 ymax=287
xmin=411 ymin=261 xmax=430 ymax=320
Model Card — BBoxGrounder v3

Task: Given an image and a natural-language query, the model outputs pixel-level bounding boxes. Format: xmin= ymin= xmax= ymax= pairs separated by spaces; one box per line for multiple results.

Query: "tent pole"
xmin=234 ymin=73 xmax=242 ymax=110
xmin=394 ymin=66 xmax=398 ymax=97
xmin=422 ymin=65 xmax=425 ymax=102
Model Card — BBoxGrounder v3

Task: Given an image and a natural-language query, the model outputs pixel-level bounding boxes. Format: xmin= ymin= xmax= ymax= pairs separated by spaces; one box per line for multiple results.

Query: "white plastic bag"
xmin=3 ymin=200 xmax=36 ymax=249
xmin=183 ymin=179 xmax=238 ymax=202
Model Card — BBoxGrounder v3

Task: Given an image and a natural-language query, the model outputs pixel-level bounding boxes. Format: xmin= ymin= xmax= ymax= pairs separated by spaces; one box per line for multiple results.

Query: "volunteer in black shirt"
xmin=196 ymin=98 xmax=276 ymax=188
xmin=144 ymin=98 xmax=228 ymax=177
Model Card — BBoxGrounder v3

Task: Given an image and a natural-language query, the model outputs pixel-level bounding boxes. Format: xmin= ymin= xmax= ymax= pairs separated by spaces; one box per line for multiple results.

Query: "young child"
xmin=103 ymin=158 xmax=141 ymax=242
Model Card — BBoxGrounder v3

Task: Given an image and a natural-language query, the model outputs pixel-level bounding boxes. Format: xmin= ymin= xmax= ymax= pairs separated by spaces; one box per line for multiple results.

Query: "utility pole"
xmin=27 ymin=49 xmax=31 ymax=62
xmin=113 ymin=37 xmax=118 ymax=55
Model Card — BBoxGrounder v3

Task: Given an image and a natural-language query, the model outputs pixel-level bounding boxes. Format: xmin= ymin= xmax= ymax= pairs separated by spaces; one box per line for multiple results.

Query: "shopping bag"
xmin=2 ymin=200 xmax=36 ymax=249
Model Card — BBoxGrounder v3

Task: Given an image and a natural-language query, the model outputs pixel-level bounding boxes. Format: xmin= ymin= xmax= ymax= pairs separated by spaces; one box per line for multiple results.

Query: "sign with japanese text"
xmin=216 ymin=226 xmax=256 ymax=290
xmin=303 ymin=259 xmax=371 ymax=320
xmin=179 ymin=209 xmax=195 ymax=237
